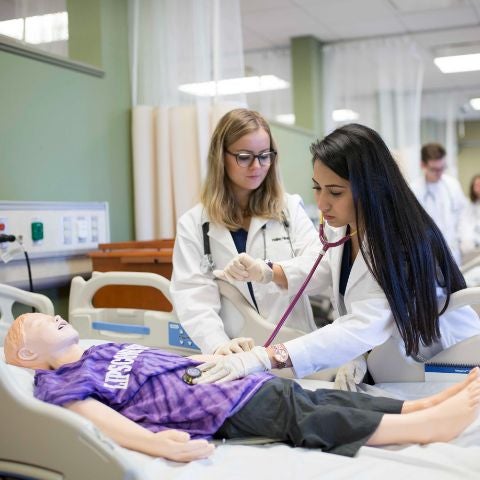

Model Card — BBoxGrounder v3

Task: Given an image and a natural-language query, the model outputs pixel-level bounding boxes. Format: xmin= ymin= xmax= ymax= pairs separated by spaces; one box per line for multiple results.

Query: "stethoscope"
xmin=263 ymin=213 xmax=357 ymax=347
xmin=199 ymin=213 xmax=294 ymax=274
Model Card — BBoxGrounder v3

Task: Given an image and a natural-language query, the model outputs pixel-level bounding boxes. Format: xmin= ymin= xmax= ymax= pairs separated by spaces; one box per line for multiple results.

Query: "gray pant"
xmin=215 ymin=377 xmax=403 ymax=457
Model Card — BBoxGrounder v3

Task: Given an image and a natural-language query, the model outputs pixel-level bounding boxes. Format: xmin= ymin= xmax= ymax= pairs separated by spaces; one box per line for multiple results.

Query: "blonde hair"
xmin=4 ymin=314 xmax=28 ymax=367
xmin=201 ymin=108 xmax=284 ymax=230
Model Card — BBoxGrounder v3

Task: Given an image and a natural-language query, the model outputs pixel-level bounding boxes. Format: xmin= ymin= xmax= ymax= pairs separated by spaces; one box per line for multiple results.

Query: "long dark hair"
xmin=469 ymin=174 xmax=480 ymax=203
xmin=310 ymin=123 xmax=466 ymax=356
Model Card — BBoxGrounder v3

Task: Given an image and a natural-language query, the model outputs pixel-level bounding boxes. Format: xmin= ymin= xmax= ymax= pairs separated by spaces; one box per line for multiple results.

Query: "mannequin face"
xmin=21 ymin=313 xmax=79 ymax=366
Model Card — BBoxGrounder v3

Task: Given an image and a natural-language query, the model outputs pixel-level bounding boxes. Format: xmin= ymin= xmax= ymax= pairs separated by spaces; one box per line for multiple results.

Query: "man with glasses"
xmin=410 ymin=143 xmax=467 ymax=264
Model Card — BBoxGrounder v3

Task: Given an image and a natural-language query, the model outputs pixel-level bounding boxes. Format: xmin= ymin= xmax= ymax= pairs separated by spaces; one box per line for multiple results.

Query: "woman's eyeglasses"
xmin=225 ymin=150 xmax=277 ymax=168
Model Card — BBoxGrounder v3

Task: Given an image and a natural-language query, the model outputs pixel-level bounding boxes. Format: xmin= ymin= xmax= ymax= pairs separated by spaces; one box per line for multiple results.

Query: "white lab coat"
xmin=410 ymin=174 xmax=468 ymax=264
xmin=280 ymin=225 xmax=480 ymax=378
xmin=170 ymin=194 xmax=321 ymax=353
xmin=459 ymin=201 xmax=480 ymax=255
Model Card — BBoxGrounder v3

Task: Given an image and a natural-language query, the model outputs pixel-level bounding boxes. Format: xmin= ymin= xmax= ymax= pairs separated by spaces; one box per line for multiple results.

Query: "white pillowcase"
xmin=0 ymin=339 xmax=107 ymax=397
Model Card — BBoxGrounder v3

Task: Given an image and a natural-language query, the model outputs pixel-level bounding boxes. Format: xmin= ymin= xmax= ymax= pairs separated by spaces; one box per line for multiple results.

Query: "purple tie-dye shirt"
xmin=34 ymin=343 xmax=273 ymax=438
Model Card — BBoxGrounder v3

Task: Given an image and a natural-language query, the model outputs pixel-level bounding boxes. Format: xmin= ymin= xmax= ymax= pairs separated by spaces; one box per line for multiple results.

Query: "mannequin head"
xmin=4 ymin=313 xmax=80 ymax=369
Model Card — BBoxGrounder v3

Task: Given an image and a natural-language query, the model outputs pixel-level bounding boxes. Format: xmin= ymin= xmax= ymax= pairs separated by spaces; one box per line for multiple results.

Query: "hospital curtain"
xmin=322 ymin=37 xmax=424 ymax=181
xmin=421 ymin=91 xmax=463 ymax=176
xmin=128 ymin=0 xmax=245 ymax=240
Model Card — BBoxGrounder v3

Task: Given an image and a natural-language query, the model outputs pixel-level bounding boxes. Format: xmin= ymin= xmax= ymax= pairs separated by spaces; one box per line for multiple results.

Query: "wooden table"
xmin=88 ymin=239 xmax=174 ymax=311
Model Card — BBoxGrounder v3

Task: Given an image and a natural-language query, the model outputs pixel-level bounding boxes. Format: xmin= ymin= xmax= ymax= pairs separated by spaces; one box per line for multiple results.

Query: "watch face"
xmin=274 ymin=348 xmax=288 ymax=363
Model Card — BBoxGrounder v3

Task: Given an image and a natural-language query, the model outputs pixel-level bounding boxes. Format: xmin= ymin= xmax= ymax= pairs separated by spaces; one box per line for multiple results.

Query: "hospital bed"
xmin=1 ymin=281 xmax=480 ymax=479
xmin=461 ymin=249 xmax=480 ymax=291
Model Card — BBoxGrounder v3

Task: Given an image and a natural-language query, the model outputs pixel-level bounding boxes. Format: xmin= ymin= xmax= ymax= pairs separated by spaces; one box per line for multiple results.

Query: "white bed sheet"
xmin=118 ymin=379 xmax=480 ymax=480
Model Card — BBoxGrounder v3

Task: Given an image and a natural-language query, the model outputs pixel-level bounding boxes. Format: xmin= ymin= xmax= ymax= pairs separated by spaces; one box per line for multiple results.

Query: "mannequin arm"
xmin=66 ymin=398 xmax=214 ymax=462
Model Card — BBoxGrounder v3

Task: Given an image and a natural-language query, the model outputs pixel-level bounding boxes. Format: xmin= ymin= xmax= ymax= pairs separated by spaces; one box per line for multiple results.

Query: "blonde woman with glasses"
xmin=170 ymin=108 xmax=320 ymax=355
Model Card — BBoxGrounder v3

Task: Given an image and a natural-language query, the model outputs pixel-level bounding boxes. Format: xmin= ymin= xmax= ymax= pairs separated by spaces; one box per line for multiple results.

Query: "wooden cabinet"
xmin=88 ymin=239 xmax=174 ymax=311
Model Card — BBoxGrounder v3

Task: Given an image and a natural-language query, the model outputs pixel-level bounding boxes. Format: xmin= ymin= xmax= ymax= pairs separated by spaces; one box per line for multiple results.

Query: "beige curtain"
xmin=131 ymin=103 xmax=237 ymax=239
xmin=128 ymin=0 xmax=245 ymax=239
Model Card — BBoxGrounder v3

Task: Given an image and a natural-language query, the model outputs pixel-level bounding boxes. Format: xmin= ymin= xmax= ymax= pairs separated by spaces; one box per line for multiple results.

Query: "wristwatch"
xmin=263 ymin=259 xmax=274 ymax=283
xmin=272 ymin=344 xmax=289 ymax=369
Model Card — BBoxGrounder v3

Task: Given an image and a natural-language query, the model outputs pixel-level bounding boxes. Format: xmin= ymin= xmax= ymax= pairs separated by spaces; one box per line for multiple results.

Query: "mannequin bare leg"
xmin=402 ymin=366 xmax=480 ymax=414
xmin=367 ymin=378 xmax=480 ymax=446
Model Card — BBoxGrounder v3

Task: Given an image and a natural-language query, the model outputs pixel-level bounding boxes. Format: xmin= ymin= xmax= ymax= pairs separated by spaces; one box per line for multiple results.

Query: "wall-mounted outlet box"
xmin=0 ymin=201 xmax=110 ymax=289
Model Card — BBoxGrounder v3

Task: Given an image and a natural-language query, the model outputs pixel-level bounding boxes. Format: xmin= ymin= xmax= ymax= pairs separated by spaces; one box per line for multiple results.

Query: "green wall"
xmin=458 ymin=120 xmax=480 ymax=195
xmin=271 ymin=121 xmax=317 ymax=205
xmin=0 ymin=0 xmax=132 ymax=318
xmin=291 ymin=36 xmax=324 ymax=134
xmin=0 ymin=0 xmax=133 ymax=243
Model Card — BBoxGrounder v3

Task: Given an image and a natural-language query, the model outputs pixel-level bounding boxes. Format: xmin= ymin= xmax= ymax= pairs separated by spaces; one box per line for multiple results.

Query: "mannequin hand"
xmin=333 ymin=355 xmax=367 ymax=392
xmin=150 ymin=430 xmax=215 ymax=462
xmin=213 ymin=253 xmax=273 ymax=284
xmin=194 ymin=346 xmax=271 ymax=384
xmin=214 ymin=337 xmax=255 ymax=355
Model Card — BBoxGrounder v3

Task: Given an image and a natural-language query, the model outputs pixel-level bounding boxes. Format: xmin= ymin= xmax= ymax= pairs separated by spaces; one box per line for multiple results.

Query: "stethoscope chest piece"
xmin=183 ymin=366 xmax=202 ymax=385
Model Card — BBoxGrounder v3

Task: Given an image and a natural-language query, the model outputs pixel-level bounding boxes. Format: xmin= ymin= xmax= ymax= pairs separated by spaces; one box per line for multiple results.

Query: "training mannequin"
xmin=4 ymin=313 xmax=480 ymax=463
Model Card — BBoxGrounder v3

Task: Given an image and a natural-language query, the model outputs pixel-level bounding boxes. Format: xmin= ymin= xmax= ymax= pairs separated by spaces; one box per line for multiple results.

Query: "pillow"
xmin=0 ymin=339 xmax=108 ymax=397
xmin=0 ymin=347 xmax=36 ymax=395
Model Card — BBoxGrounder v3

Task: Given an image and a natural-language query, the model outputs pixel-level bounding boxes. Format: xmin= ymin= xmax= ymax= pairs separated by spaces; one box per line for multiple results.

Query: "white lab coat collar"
xmin=206 ymin=216 xmax=268 ymax=310
xmin=329 ymin=225 xmax=369 ymax=310
xmin=246 ymin=216 xmax=268 ymax=251
xmin=207 ymin=216 xmax=268 ymax=257
xmin=207 ymin=222 xmax=238 ymax=257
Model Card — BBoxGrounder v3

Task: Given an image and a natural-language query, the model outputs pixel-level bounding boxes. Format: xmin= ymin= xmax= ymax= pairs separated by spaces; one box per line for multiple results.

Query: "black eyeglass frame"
xmin=225 ymin=149 xmax=277 ymax=168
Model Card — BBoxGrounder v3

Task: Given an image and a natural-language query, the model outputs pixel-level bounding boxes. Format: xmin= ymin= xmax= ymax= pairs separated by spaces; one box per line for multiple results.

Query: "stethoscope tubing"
xmin=263 ymin=218 xmax=355 ymax=347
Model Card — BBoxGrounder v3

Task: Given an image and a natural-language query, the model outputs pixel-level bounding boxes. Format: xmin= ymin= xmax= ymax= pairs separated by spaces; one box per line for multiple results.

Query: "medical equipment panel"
xmin=0 ymin=201 xmax=109 ymax=290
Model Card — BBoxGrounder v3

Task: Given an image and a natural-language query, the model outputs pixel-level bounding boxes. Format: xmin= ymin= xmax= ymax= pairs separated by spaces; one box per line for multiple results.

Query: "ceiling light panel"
xmin=389 ymin=0 xmax=466 ymax=13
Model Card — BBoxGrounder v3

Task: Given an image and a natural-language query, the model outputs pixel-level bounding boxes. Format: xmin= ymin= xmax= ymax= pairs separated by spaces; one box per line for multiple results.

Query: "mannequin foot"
xmin=402 ymin=367 xmax=479 ymax=414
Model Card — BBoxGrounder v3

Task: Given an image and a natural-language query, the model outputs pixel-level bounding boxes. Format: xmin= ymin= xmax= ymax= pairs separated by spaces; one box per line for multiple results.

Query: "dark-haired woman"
xmin=194 ymin=123 xmax=480 ymax=384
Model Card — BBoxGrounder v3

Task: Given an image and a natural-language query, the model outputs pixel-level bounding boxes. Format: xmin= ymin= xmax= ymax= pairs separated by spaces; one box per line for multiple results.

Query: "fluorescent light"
xmin=178 ymin=75 xmax=289 ymax=97
xmin=0 ymin=11 xmax=68 ymax=44
xmin=332 ymin=109 xmax=359 ymax=122
xmin=470 ymin=98 xmax=480 ymax=110
xmin=0 ymin=18 xmax=24 ymax=40
xmin=275 ymin=114 xmax=295 ymax=125
xmin=25 ymin=12 xmax=68 ymax=45
xmin=434 ymin=54 xmax=480 ymax=73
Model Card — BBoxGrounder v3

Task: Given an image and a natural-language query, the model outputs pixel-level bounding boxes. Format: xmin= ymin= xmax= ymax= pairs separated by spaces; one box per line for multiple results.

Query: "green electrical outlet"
xmin=31 ymin=221 xmax=44 ymax=242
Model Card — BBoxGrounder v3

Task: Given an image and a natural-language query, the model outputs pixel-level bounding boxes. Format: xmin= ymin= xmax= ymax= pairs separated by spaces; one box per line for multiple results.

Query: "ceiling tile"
xmin=400 ymin=6 xmax=479 ymax=31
